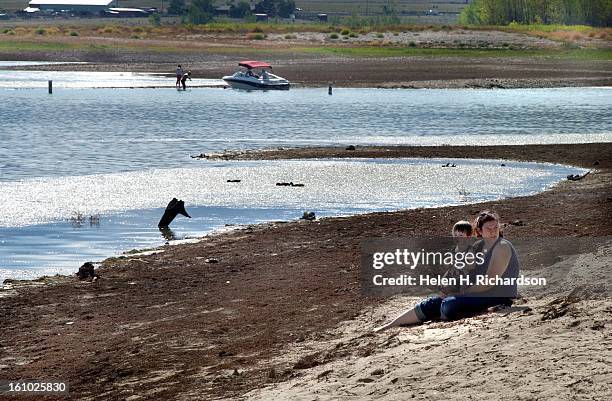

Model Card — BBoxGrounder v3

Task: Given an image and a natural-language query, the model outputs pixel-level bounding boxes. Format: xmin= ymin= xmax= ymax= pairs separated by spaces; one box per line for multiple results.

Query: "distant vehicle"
xmin=0 ymin=13 xmax=10 ymax=20
xmin=425 ymin=9 xmax=439 ymax=16
xmin=223 ymin=60 xmax=290 ymax=90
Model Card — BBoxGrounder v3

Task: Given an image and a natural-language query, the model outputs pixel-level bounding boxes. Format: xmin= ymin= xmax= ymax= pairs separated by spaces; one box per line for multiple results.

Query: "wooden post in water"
xmin=158 ymin=198 xmax=191 ymax=227
xmin=328 ymin=83 xmax=332 ymax=95
xmin=48 ymin=80 xmax=52 ymax=94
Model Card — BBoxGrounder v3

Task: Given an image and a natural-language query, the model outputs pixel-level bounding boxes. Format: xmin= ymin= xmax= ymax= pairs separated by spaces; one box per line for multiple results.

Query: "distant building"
xmin=214 ymin=5 xmax=231 ymax=16
xmin=106 ymin=7 xmax=149 ymax=17
xmin=255 ymin=13 xmax=268 ymax=22
xmin=28 ymin=0 xmax=113 ymax=14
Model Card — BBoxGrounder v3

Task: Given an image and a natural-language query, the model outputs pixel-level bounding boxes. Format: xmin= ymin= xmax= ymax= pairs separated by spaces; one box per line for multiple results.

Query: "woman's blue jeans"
xmin=415 ymin=296 xmax=513 ymax=322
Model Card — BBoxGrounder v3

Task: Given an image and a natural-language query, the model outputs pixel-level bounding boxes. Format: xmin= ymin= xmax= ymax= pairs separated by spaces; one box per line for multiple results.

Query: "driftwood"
xmin=567 ymin=171 xmax=590 ymax=181
xmin=301 ymin=211 xmax=316 ymax=221
xmin=276 ymin=182 xmax=305 ymax=187
xmin=158 ymin=198 xmax=191 ymax=228
xmin=76 ymin=262 xmax=96 ymax=280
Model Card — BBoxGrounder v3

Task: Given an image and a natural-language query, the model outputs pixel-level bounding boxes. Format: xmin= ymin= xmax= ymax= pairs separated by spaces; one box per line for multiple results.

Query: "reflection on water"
xmin=0 ymin=69 xmax=223 ymax=89
xmin=159 ymin=226 xmax=177 ymax=241
xmin=0 ymin=61 xmax=86 ymax=67
xmin=0 ymin=158 xmax=581 ymax=228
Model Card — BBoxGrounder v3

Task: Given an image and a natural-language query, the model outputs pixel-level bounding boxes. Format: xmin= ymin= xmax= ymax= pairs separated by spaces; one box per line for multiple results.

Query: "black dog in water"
xmin=158 ymin=198 xmax=191 ymax=227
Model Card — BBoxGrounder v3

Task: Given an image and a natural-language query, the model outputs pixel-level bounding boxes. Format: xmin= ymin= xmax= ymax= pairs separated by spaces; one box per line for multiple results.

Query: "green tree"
xmin=459 ymin=1 xmax=482 ymax=24
xmin=168 ymin=0 xmax=186 ymax=15
xmin=277 ymin=0 xmax=296 ymax=18
xmin=229 ymin=1 xmax=251 ymax=18
xmin=460 ymin=0 xmax=611 ymax=26
xmin=254 ymin=0 xmax=276 ymax=16
xmin=382 ymin=0 xmax=397 ymax=16
xmin=149 ymin=12 xmax=161 ymax=25
xmin=189 ymin=0 xmax=214 ymax=24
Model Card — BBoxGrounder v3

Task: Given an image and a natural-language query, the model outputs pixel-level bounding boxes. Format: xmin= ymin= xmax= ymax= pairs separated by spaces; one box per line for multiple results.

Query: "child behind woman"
xmin=439 ymin=220 xmax=476 ymax=296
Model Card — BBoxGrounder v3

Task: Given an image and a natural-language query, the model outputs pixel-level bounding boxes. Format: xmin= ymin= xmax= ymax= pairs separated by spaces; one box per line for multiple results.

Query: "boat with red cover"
xmin=222 ymin=61 xmax=290 ymax=90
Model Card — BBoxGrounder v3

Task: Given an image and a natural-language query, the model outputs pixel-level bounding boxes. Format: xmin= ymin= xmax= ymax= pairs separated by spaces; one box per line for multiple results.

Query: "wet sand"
xmin=0 ymin=143 xmax=610 ymax=400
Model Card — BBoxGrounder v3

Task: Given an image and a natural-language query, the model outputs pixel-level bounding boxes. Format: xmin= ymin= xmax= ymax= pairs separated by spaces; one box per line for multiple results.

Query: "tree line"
xmin=460 ymin=0 xmax=611 ymax=26
xmin=168 ymin=0 xmax=296 ymax=24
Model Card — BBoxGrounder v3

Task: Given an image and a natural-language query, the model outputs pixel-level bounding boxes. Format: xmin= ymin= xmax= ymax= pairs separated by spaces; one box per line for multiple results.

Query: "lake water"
xmin=0 ymin=71 xmax=608 ymax=281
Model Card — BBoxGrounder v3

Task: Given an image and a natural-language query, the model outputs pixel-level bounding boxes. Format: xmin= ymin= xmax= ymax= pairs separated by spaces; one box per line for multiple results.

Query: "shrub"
xmin=330 ymin=33 xmax=339 ymax=39
xmin=69 ymin=31 xmax=79 ymax=36
xmin=408 ymin=41 xmax=416 ymax=47
xmin=35 ymin=28 xmax=46 ymax=35
xmin=247 ymin=32 xmax=265 ymax=40
xmin=131 ymin=34 xmax=140 ymax=39
xmin=229 ymin=1 xmax=250 ymax=18
xmin=149 ymin=13 xmax=161 ymax=26
xmin=188 ymin=0 xmax=214 ymax=24
xmin=376 ymin=32 xmax=384 ymax=38
xmin=101 ymin=26 xmax=117 ymax=34
xmin=341 ymin=29 xmax=350 ymax=35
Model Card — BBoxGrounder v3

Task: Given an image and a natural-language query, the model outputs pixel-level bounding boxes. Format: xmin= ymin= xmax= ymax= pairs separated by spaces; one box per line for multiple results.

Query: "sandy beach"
xmin=1 ymin=143 xmax=610 ymax=400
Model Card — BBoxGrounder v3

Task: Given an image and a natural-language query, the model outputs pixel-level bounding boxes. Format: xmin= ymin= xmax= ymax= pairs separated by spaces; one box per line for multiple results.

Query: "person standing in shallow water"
xmin=374 ymin=211 xmax=520 ymax=332
xmin=175 ymin=65 xmax=184 ymax=87
xmin=180 ymin=71 xmax=192 ymax=91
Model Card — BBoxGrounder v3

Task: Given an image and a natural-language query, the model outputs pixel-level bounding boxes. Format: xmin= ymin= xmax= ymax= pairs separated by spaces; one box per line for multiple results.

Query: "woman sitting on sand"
xmin=374 ymin=211 xmax=519 ymax=332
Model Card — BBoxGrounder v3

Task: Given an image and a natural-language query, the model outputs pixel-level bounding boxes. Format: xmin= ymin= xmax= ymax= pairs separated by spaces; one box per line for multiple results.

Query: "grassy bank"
xmin=1 ymin=37 xmax=610 ymax=61
xmin=1 ymin=20 xmax=610 ymax=39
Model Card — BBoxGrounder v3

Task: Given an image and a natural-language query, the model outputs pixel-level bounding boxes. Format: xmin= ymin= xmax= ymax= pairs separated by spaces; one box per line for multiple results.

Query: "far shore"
xmin=1 ymin=142 xmax=610 ymax=400
xmin=4 ymin=57 xmax=611 ymax=89
xmin=1 ymin=25 xmax=611 ymax=88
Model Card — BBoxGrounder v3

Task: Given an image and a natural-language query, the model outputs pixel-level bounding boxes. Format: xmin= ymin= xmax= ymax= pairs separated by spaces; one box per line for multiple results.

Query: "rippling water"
xmin=0 ymin=86 xmax=610 ymax=180
xmin=0 ymin=75 xmax=607 ymax=281
xmin=0 ymin=69 xmax=222 ymax=89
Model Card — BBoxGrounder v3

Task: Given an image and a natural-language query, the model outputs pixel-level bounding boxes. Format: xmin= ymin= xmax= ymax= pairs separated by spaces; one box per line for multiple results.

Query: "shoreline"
xmin=3 ymin=79 xmax=612 ymax=90
xmin=204 ymin=142 xmax=611 ymax=168
xmin=0 ymin=143 xmax=610 ymax=400
xmin=3 ymin=58 xmax=610 ymax=89
xmin=4 ymin=66 xmax=611 ymax=90
xmin=0 ymin=152 xmax=587 ymax=282
xmin=0 ymin=155 xmax=586 ymax=285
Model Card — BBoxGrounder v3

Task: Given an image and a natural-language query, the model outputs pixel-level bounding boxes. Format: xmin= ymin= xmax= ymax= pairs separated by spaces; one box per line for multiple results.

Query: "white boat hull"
xmin=222 ymin=74 xmax=290 ymax=91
